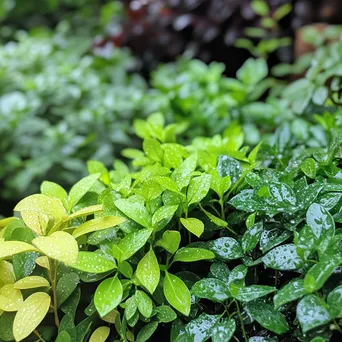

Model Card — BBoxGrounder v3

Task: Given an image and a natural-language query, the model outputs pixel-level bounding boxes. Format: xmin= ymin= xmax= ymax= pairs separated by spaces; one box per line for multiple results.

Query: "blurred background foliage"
xmin=0 ymin=0 xmax=341 ymax=214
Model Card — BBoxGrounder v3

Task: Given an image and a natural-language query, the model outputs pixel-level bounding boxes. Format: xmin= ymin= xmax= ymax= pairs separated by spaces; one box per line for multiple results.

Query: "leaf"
xmin=71 ymin=251 xmax=116 ymax=273
xmin=201 ymin=208 xmax=228 ymax=227
xmin=267 ymin=182 xmax=296 ymax=207
xmin=89 ymin=326 xmax=110 ymax=342
xmin=187 ymin=174 xmax=211 ymax=205
xmin=210 ymin=170 xmax=231 ymax=198
xmin=56 ymin=331 xmax=71 ymax=342
xmin=208 ymin=237 xmax=244 ymax=260
xmin=327 ymin=285 xmax=342 ymax=318
xmin=115 ymin=199 xmax=151 ymax=228
xmin=251 ymin=0 xmax=269 ymax=16
xmin=306 ymin=203 xmax=335 ymax=252
xmin=41 ymin=181 xmax=68 ymax=204
xmin=0 ymin=285 xmax=23 ymax=311
xmin=68 ymin=174 xmax=100 ymax=210
xmin=274 ymin=279 xmax=308 ymax=309
xmin=0 ymin=241 xmax=37 ymax=259
xmin=164 ymin=271 xmax=191 ymax=316
xmin=192 ymin=278 xmax=231 ymax=302
xmin=0 ymin=312 xmax=15 ymax=341
xmin=212 ymin=319 xmax=236 ymax=342
xmin=20 ymin=211 xmax=49 ymax=236
xmin=135 ymin=290 xmax=153 ymax=318
xmin=152 ymin=205 xmax=178 ymax=230
xmin=210 ymin=262 xmax=230 ymax=281
xmin=14 ymin=276 xmax=50 ymax=290
xmin=69 ymin=204 xmax=104 ymax=219
xmin=217 ymin=155 xmax=242 ymax=184
xmin=136 ymin=321 xmax=158 ymax=342
xmin=155 ymin=306 xmax=177 ymax=323
xmin=13 ymin=292 xmax=51 ymax=341
xmin=173 ymin=248 xmax=215 ymax=263
xmin=301 ymin=158 xmax=317 ymax=178
xmin=94 ymin=275 xmax=123 ymax=317
xmin=237 ymin=58 xmax=268 ymax=86
xmin=116 ymin=229 xmax=152 ymax=262
xmin=263 ymin=244 xmax=303 ymax=270
xmin=296 ymin=295 xmax=331 ymax=333
xmin=180 ymin=218 xmax=204 ymax=238
xmin=155 ymin=230 xmax=181 ymax=254
xmin=125 ymin=296 xmax=137 ymax=321
xmin=241 ymin=222 xmax=263 ymax=253
xmin=246 ymin=301 xmax=289 ymax=334
xmin=235 ymin=285 xmax=276 ymax=302
xmin=136 ymin=249 xmax=160 ymax=295
xmin=304 ymin=255 xmax=342 ymax=293
xmin=73 ymin=216 xmax=125 ymax=238
xmin=229 ymin=189 xmax=264 ymax=212
xmin=32 ymin=231 xmax=78 ymax=265
xmin=57 ymin=272 xmax=80 ymax=306
xmin=0 ymin=261 xmax=15 ymax=287
xmin=171 ymin=154 xmax=197 ymax=190
xmin=36 ymin=256 xmax=50 ymax=270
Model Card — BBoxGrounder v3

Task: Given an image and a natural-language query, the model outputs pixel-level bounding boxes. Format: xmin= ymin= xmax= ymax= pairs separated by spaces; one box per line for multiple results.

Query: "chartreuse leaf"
xmin=263 ymin=244 xmax=303 ymax=270
xmin=327 ymin=285 xmax=342 ymax=318
xmin=13 ymin=292 xmax=51 ymax=341
xmin=164 ymin=271 xmax=191 ymax=316
xmin=301 ymin=158 xmax=316 ymax=178
xmin=0 ymin=240 xmax=37 ymax=259
xmin=187 ymin=174 xmax=211 ymax=205
xmin=246 ymin=301 xmax=289 ymax=334
xmin=115 ymin=199 xmax=151 ymax=228
xmin=155 ymin=305 xmax=177 ymax=323
xmin=68 ymin=204 xmax=104 ymax=219
xmin=180 ymin=218 xmax=204 ymax=237
xmin=20 ymin=211 xmax=49 ymax=236
xmin=135 ymin=290 xmax=153 ymax=318
xmin=32 ymin=231 xmax=78 ymax=265
xmin=192 ymin=278 xmax=231 ymax=302
xmin=0 ymin=285 xmax=23 ymax=311
xmin=304 ymin=255 xmax=342 ymax=293
xmin=72 ymin=216 xmax=125 ymax=239
xmin=274 ymin=279 xmax=308 ymax=309
xmin=35 ymin=256 xmax=50 ymax=270
xmin=173 ymin=248 xmax=215 ymax=263
xmin=171 ymin=154 xmax=197 ymax=189
xmin=116 ymin=229 xmax=152 ymax=262
xmin=212 ymin=318 xmax=236 ymax=342
xmin=0 ymin=261 xmax=15 ymax=287
xmin=155 ymin=231 xmax=181 ymax=254
xmin=68 ymin=173 xmax=100 ymax=210
xmin=296 ymin=295 xmax=331 ymax=333
xmin=14 ymin=276 xmax=50 ymax=289
xmin=208 ymin=237 xmax=244 ymax=260
xmin=136 ymin=249 xmax=160 ymax=295
xmin=125 ymin=296 xmax=137 ymax=320
xmin=235 ymin=285 xmax=276 ymax=302
xmin=94 ymin=275 xmax=123 ymax=317
xmin=136 ymin=321 xmax=158 ymax=342
xmin=152 ymin=205 xmax=178 ymax=230
xmin=89 ymin=326 xmax=110 ymax=342
xmin=41 ymin=181 xmax=68 ymax=204
xmin=71 ymin=251 xmax=116 ymax=273
xmin=118 ymin=261 xmax=133 ymax=279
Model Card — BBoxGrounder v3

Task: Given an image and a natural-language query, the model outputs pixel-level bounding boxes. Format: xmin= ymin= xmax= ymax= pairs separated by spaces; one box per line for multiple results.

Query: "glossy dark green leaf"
xmin=211 ymin=318 xmax=236 ymax=342
xmin=208 ymin=237 xmax=244 ymax=260
xmin=241 ymin=222 xmax=263 ymax=253
xmin=217 ymin=155 xmax=242 ymax=184
xmin=263 ymin=244 xmax=303 ymax=270
xmin=274 ymin=279 xmax=308 ymax=309
xmin=57 ymin=272 xmax=80 ymax=307
xmin=136 ymin=322 xmax=158 ymax=342
xmin=192 ymin=278 xmax=231 ymax=302
xmin=155 ymin=305 xmax=177 ymax=323
xmin=235 ymin=285 xmax=276 ymax=302
xmin=210 ymin=262 xmax=230 ymax=281
xmin=327 ymin=285 xmax=342 ymax=318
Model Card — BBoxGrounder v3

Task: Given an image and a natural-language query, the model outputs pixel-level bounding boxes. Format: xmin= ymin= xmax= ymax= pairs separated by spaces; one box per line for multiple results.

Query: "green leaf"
xmin=301 ymin=158 xmax=317 ymax=178
xmin=201 ymin=207 xmax=228 ymax=227
xmin=155 ymin=230 xmax=181 ymax=254
xmin=136 ymin=321 xmax=158 ymax=342
xmin=56 ymin=330 xmax=71 ymax=342
xmin=251 ymin=0 xmax=269 ymax=16
xmin=32 ymin=231 xmax=78 ymax=265
xmin=210 ymin=262 xmax=230 ymax=281
xmin=171 ymin=154 xmax=197 ymax=189
xmin=125 ymin=296 xmax=137 ymax=320
xmin=135 ymin=290 xmax=153 ymax=318
xmin=306 ymin=203 xmax=335 ymax=253
xmin=13 ymin=292 xmax=51 ymax=342
xmin=217 ymin=155 xmax=242 ymax=184
xmin=56 ymin=272 xmax=79 ymax=306
xmin=118 ymin=261 xmax=133 ymax=279
xmin=116 ymin=229 xmax=152 ymax=262
xmin=0 ymin=284 xmax=23 ymax=311
xmin=327 ymin=285 xmax=342 ymax=318
xmin=68 ymin=174 xmax=100 ymax=210
xmin=267 ymin=182 xmax=296 ymax=207
xmin=274 ymin=279 xmax=308 ymax=309
xmin=173 ymin=248 xmax=215 ymax=263
xmin=296 ymin=295 xmax=331 ymax=333
xmin=0 ymin=312 xmax=15 ymax=341
xmin=235 ymin=285 xmax=276 ymax=302
xmin=212 ymin=319 xmax=236 ymax=342
xmin=89 ymin=326 xmax=110 ymax=342
xmin=136 ymin=249 xmax=160 ymax=294
xmin=152 ymin=205 xmax=178 ymax=230
xmin=41 ymin=181 xmax=68 ymax=204
xmin=94 ymin=275 xmax=123 ymax=317
xmin=241 ymin=222 xmax=263 ymax=253
xmin=73 ymin=216 xmax=125 ymax=239
xmin=143 ymin=138 xmax=163 ymax=162
xmin=187 ymin=174 xmax=211 ymax=205
xmin=237 ymin=58 xmax=268 ymax=86
xmin=192 ymin=278 xmax=231 ymax=302
xmin=210 ymin=170 xmax=231 ymax=198
xmin=180 ymin=218 xmax=204 ymax=238
xmin=14 ymin=276 xmax=50 ymax=290
xmin=246 ymin=301 xmax=289 ymax=334
xmin=71 ymin=251 xmax=116 ymax=273
xmin=115 ymin=199 xmax=151 ymax=228
xmin=263 ymin=244 xmax=303 ymax=270
xmin=68 ymin=205 xmax=104 ymax=219
xmin=155 ymin=305 xmax=177 ymax=323
xmin=208 ymin=237 xmax=244 ymax=260
xmin=0 ymin=241 xmax=37 ymax=259
xmin=304 ymin=255 xmax=342 ymax=293
xmin=164 ymin=271 xmax=191 ymax=316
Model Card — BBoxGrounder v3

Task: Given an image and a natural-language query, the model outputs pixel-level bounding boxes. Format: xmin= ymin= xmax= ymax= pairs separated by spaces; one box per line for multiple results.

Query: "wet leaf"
xmin=14 ymin=276 xmax=50 ymax=290
xmin=192 ymin=278 xmax=231 ymax=302
xmin=180 ymin=218 xmax=204 ymax=238
xmin=212 ymin=318 xmax=236 ymax=342
xmin=136 ymin=321 xmax=158 ymax=342
xmin=155 ymin=230 xmax=181 ymax=254
xmin=135 ymin=290 xmax=153 ymax=318
xmin=89 ymin=326 xmax=110 ymax=342
xmin=57 ymin=272 xmax=80 ymax=306
xmin=263 ymin=244 xmax=303 ymax=270
xmin=208 ymin=237 xmax=244 ymax=260
xmin=173 ymin=248 xmax=215 ymax=263
xmin=71 ymin=251 xmax=116 ymax=274
xmin=274 ymin=279 xmax=308 ymax=309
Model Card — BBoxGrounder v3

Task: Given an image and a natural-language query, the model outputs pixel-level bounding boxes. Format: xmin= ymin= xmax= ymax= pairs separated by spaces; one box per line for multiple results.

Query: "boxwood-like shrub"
xmin=0 ymin=103 xmax=341 ymax=341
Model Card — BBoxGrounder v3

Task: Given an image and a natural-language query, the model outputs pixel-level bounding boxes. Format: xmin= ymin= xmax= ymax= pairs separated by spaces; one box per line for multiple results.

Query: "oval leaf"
xmin=180 ymin=218 xmax=204 ymax=238
xmin=71 ymin=251 xmax=116 ymax=274
xmin=173 ymin=248 xmax=215 ymax=263
xmin=89 ymin=326 xmax=110 ymax=342
xmin=192 ymin=278 xmax=231 ymax=302
xmin=14 ymin=276 xmax=50 ymax=290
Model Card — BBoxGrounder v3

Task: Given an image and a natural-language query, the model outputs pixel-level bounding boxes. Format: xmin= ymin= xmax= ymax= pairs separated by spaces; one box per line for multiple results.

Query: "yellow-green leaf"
xmin=68 ymin=205 xmax=104 ymax=219
xmin=0 ymin=217 xmax=16 ymax=229
xmin=89 ymin=326 xmax=110 ymax=342
xmin=70 ymin=251 xmax=116 ymax=273
xmin=35 ymin=256 xmax=50 ymax=270
xmin=20 ymin=210 xmax=49 ymax=235
xmin=13 ymin=292 xmax=51 ymax=341
xmin=0 ymin=241 xmax=37 ymax=260
xmin=0 ymin=284 xmax=23 ymax=311
xmin=32 ymin=231 xmax=78 ymax=265
xmin=14 ymin=276 xmax=50 ymax=290
xmin=73 ymin=216 xmax=125 ymax=239
xmin=180 ymin=218 xmax=204 ymax=237
xmin=0 ymin=261 xmax=16 ymax=287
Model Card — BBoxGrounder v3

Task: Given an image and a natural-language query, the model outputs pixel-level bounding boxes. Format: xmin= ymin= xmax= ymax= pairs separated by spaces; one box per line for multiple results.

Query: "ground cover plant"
xmin=0 ymin=102 xmax=341 ymax=341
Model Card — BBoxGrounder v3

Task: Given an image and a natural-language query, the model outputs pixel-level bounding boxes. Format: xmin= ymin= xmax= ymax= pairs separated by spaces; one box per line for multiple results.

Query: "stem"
xmin=34 ymin=330 xmax=46 ymax=342
xmin=49 ymin=259 xmax=60 ymax=328
xmin=219 ymin=198 xmax=225 ymax=220
xmin=333 ymin=319 xmax=342 ymax=333
xmin=235 ymin=300 xmax=248 ymax=342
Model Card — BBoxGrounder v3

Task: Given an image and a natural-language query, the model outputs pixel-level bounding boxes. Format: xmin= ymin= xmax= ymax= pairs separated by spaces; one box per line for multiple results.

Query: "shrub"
xmin=0 ymin=101 xmax=341 ymax=341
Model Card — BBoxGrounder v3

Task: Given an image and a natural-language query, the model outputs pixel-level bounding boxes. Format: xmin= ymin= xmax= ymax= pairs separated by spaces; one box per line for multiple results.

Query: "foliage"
xmin=0 ymin=95 xmax=341 ymax=341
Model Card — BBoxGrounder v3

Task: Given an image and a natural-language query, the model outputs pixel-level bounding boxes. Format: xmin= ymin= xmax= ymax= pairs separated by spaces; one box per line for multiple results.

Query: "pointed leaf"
xmin=56 ymin=272 xmax=80 ymax=306
xmin=136 ymin=321 xmax=158 ymax=342
xmin=135 ymin=290 xmax=153 ymax=318
xmin=155 ymin=231 xmax=181 ymax=254
xmin=71 ymin=251 xmax=116 ymax=273
xmin=212 ymin=319 xmax=236 ymax=342
xmin=235 ymin=285 xmax=276 ymax=302
xmin=192 ymin=278 xmax=231 ymax=302
xmin=173 ymin=248 xmax=215 ymax=263
xmin=274 ymin=279 xmax=308 ymax=309
xmin=115 ymin=199 xmax=151 ymax=228
xmin=263 ymin=244 xmax=303 ymax=270
xmin=180 ymin=218 xmax=204 ymax=238
xmin=187 ymin=174 xmax=211 ymax=205
xmin=327 ymin=285 xmax=342 ymax=318
xmin=89 ymin=326 xmax=110 ymax=342
xmin=208 ymin=237 xmax=243 ymax=260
